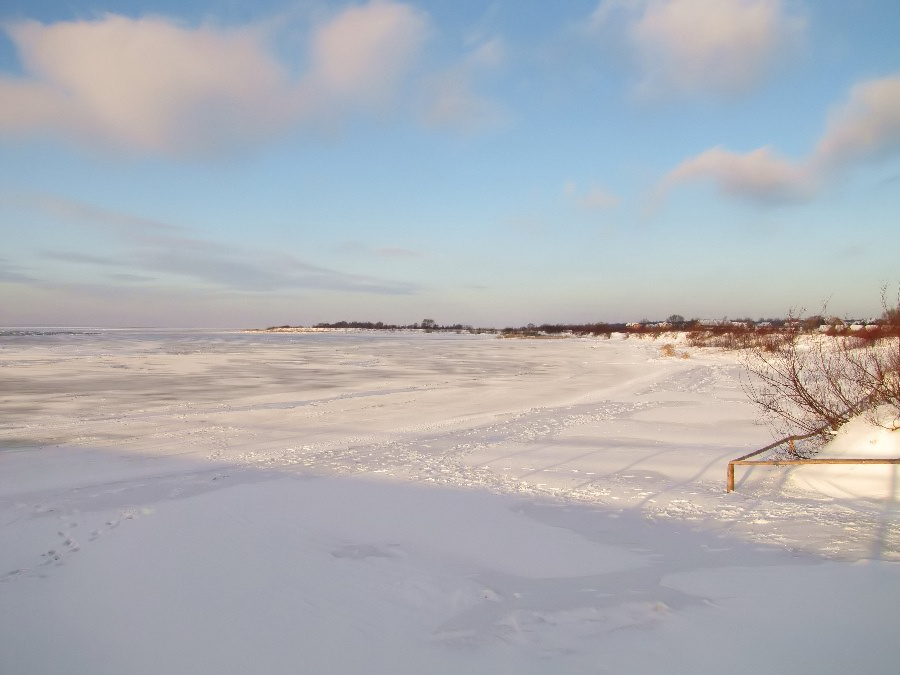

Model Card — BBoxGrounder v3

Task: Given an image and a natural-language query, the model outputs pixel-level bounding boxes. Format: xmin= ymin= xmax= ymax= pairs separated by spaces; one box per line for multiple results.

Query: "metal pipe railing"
xmin=726 ymin=426 xmax=899 ymax=492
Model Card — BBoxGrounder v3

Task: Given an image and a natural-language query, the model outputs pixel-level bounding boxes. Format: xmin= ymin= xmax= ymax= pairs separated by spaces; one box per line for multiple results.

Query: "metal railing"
xmin=726 ymin=428 xmax=900 ymax=492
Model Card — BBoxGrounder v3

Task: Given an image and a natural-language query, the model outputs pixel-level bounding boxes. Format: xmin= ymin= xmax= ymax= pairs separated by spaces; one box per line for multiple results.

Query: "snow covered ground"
xmin=1 ymin=330 xmax=897 ymax=674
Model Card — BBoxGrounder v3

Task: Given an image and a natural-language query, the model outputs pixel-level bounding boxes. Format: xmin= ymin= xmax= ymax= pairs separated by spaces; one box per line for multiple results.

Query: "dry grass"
xmin=659 ymin=343 xmax=690 ymax=359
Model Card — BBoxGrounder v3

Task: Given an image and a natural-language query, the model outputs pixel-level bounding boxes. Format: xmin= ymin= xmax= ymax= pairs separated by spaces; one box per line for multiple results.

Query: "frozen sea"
xmin=1 ymin=329 xmax=898 ymax=674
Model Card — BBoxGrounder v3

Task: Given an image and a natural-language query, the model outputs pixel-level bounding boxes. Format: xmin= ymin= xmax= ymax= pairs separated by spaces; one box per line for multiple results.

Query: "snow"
xmin=789 ymin=412 xmax=900 ymax=500
xmin=1 ymin=329 xmax=898 ymax=674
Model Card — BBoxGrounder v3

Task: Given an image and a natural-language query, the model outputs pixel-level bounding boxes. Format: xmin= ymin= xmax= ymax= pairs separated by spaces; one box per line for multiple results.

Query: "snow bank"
xmin=789 ymin=414 xmax=900 ymax=500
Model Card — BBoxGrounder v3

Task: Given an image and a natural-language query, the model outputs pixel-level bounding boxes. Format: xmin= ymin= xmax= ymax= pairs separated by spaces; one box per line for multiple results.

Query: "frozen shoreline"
xmin=1 ymin=330 xmax=898 ymax=673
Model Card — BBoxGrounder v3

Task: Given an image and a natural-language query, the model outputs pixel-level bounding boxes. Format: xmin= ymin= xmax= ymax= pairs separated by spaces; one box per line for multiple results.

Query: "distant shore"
xmin=244 ymin=326 xmax=373 ymax=333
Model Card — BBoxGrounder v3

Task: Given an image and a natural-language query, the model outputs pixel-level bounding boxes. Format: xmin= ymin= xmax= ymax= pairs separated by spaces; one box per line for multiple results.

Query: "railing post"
xmin=727 ymin=462 xmax=735 ymax=493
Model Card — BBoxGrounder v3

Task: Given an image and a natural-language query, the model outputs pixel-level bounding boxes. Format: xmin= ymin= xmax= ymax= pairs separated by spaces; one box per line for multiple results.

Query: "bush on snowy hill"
xmin=740 ymin=293 xmax=900 ymax=446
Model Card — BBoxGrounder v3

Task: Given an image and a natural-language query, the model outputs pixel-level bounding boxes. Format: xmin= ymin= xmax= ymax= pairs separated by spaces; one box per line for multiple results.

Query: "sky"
xmin=1 ymin=0 xmax=898 ymax=328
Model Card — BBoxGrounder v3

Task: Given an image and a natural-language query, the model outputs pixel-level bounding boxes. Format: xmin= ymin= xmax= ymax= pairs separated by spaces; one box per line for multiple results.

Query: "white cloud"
xmin=0 ymin=2 xmax=430 ymax=157
xmin=814 ymin=74 xmax=900 ymax=168
xmin=590 ymin=0 xmax=804 ymax=97
xmin=306 ymin=1 xmax=429 ymax=108
xmin=0 ymin=15 xmax=294 ymax=156
xmin=662 ymin=146 xmax=813 ymax=203
xmin=420 ymin=38 xmax=506 ymax=131
xmin=661 ymin=73 xmax=900 ymax=205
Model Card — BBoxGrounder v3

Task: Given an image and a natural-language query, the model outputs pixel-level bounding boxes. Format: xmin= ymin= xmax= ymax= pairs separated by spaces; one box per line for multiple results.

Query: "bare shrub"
xmin=659 ymin=342 xmax=690 ymax=359
xmin=687 ymin=327 xmax=787 ymax=352
xmin=741 ymin=296 xmax=900 ymax=443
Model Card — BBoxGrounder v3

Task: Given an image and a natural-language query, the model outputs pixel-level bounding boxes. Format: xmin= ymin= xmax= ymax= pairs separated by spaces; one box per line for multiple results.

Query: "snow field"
xmin=1 ymin=330 xmax=897 ymax=673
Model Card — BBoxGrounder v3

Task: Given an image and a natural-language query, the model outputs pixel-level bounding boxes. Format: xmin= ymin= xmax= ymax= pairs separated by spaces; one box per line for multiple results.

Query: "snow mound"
xmin=789 ymin=414 xmax=900 ymax=500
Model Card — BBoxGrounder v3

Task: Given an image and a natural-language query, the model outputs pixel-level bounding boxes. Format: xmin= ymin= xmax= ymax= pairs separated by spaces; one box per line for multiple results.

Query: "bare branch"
xmin=740 ymin=295 xmax=900 ymax=448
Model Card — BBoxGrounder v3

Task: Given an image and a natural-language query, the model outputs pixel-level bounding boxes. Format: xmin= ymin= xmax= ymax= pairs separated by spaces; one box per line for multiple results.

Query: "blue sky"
xmin=1 ymin=0 xmax=898 ymax=327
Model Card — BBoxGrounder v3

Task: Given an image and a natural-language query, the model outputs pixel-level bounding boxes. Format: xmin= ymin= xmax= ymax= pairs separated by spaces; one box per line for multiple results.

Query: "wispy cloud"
xmin=376 ymin=247 xmax=425 ymax=259
xmin=337 ymin=240 xmax=425 ymax=260
xmin=8 ymin=192 xmax=184 ymax=235
xmin=660 ymin=73 xmax=900 ymax=205
xmin=420 ymin=37 xmax=507 ymax=132
xmin=130 ymin=245 xmax=419 ymax=294
xmin=21 ymin=193 xmax=420 ymax=295
xmin=0 ymin=2 xmax=430 ymax=157
xmin=588 ymin=0 xmax=804 ymax=98
xmin=41 ymin=250 xmax=123 ymax=267
xmin=106 ymin=273 xmax=157 ymax=283
xmin=564 ymin=182 xmax=620 ymax=210
xmin=0 ymin=257 xmax=35 ymax=283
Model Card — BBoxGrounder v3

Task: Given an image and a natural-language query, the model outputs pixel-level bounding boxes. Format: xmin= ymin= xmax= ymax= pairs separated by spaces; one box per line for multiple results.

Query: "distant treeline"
xmin=500 ymin=323 xmax=627 ymax=337
xmin=265 ymin=312 xmax=898 ymax=340
xmin=262 ymin=320 xmax=495 ymax=333
xmin=310 ymin=320 xmax=488 ymax=332
xmin=315 ymin=321 xmax=415 ymax=330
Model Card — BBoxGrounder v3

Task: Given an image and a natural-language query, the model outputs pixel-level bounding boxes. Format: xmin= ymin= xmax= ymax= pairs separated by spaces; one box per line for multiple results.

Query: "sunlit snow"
xmin=1 ymin=330 xmax=897 ymax=674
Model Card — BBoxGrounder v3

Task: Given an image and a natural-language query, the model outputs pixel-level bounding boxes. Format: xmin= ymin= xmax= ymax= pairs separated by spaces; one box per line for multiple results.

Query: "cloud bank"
xmin=0 ymin=2 xmax=429 ymax=157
